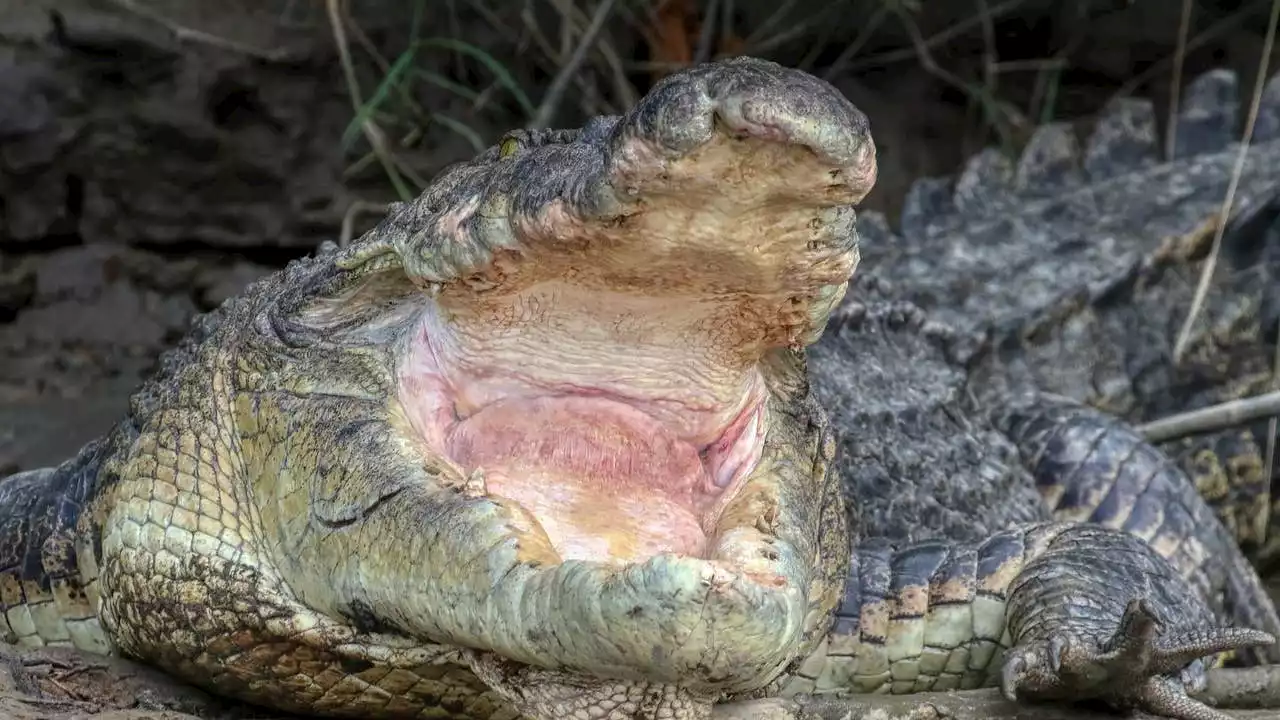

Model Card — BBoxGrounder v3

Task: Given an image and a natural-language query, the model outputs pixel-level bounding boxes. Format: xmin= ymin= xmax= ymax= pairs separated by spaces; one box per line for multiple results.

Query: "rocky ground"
xmin=5 ymin=0 xmax=1280 ymax=718
xmin=5 ymin=643 xmax=1280 ymax=720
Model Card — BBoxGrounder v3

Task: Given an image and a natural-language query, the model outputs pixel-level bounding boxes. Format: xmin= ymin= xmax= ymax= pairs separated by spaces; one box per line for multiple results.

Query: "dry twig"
xmin=819 ymin=4 xmax=891 ymax=81
xmin=739 ymin=0 xmax=848 ymax=57
xmin=529 ymin=0 xmax=621 ymax=130
xmin=844 ymin=0 xmax=1027 ymax=72
xmin=1138 ymin=390 xmax=1280 ymax=443
xmin=1165 ymin=0 xmax=1195 ymax=160
xmin=693 ymin=0 xmax=721 ymax=65
xmin=340 ymin=200 xmax=392 ymax=247
xmin=325 ymin=0 xmax=412 ymax=201
xmin=887 ymin=4 xmax=1022 ymax=151
xmin=1111 ymin=0 xmax=1270 ymax=104
xmin=1266 ymin=319 xmax=1280 ymax=490
xmin=104 ymin=0 xmax=301 ymax=61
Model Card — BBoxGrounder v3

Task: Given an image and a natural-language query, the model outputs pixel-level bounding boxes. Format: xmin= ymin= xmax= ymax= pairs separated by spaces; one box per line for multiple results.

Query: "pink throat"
xmin=397 ymin=311 xmax=767 ymax=564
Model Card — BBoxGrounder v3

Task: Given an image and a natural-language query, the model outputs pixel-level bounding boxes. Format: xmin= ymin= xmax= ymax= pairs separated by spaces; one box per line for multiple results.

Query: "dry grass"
xmin=305 ymin=1 xmax=1280 ymax=196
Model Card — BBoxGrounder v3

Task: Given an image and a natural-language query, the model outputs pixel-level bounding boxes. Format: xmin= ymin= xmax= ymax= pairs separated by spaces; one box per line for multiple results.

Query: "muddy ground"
xmin=5 ymin=0 xmax=1280 ymax=718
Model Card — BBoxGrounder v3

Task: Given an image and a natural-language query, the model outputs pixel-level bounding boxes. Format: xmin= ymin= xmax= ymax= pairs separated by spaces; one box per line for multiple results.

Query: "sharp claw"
xmin=1047 ymin=635 xmax=1068 ymax=674
xmin=1129 ymin=597 xmax=1163 ymax=635
xmin=1005 ymin=614 xmax=1277 ymax=720
xmin=1001 ymin=653 xmax=1027 ymax=702
xmin=1106 ymin=597 xmax=1166 ymax=659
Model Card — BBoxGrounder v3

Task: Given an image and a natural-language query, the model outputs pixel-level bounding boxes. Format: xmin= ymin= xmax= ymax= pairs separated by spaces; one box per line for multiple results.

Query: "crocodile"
xmin=853 ymin=68 xmax=1280 ymax=560
xmin=0 ymin=57 xmax=1275 ymax=720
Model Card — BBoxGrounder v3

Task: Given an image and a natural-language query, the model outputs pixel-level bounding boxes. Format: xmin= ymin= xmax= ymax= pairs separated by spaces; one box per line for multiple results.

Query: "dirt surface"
xmin=0 ymin=646 xmax=289 ymax=720
xmin=5 ymin=1 xmax=1280 ymax=719
xmin=5 ymin=644 xmax=1280 ymax=720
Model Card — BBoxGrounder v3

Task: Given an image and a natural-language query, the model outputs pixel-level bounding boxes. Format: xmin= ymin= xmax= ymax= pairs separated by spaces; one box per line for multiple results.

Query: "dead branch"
xmin=528 ymin=0 xmax=620 ymax=130
xmin=1165 ymin=0 xmax=1196 ymax=161
xmin=1201 ymin=664 xmax=1280 ymax=710
xmin=325 ymin=0 xmax=412 ymax=201
xmin=1138 ymin=390 xmax=1280 ymax=443
xmin=102 ymin=0 xmax=303 ymax=62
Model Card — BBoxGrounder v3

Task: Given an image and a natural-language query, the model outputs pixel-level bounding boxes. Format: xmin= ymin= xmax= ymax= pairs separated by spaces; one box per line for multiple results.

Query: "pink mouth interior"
xmin=398 ymin=304 xmax=768 ymax=565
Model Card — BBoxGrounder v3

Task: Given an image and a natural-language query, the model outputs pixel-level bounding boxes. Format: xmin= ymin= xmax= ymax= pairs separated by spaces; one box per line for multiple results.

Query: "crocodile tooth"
xmin=473 ymin=194 xmax=519 ymax=255
xmin=1083 ymin=97 xmax=1158 ymax=180
xmin=1014 ymin=122 xmax=1083 ymax=195
xmin=1173 ymin=68 xmax=1239 ymax=159
xmin=404 ymin=227 xmax=450 ymax=283
xmin=899 ymin=176 xmax=954 ymax=237
xmin=953 ymin=148 xmax=1013 ymax=215
xmin=1255 ymin=71 xmax=1280 ymax=143
xmin=462 ymin=468 xmax=488 ymax=498
xmin=817 ymin=204 xmax=859 ymax=253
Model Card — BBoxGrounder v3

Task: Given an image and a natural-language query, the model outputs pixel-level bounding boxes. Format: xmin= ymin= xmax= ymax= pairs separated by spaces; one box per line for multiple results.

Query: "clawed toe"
xmin=1001 ymin=598 xmax=1275 ymax=720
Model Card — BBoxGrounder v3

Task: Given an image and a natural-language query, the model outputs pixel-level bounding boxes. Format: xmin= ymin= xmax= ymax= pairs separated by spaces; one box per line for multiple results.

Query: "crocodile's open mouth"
xmin=370 ymin=58 xmax=877 ymax=578
xmin=403 ymin=292 xmax=771 ymax=566
xmin=397 ymin=128 xmax=870 ymax=566
xmin=319 ymin=57 xmax=881 ymax=688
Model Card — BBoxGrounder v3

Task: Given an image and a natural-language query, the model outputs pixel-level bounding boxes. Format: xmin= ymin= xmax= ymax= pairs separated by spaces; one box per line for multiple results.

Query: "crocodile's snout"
xmin=609 ymin=55 xmax=877 ymax=204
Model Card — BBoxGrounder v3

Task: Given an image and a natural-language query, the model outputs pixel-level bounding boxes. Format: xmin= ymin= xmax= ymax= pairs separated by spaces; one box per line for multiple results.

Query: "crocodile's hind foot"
xmin=1001 ymin=598 xmax=1272 ymax=720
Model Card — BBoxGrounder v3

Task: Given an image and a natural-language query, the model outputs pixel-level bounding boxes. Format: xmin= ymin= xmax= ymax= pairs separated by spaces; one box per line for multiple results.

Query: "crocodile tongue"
xmin=446 ymin=395 xmax=711 ymax=563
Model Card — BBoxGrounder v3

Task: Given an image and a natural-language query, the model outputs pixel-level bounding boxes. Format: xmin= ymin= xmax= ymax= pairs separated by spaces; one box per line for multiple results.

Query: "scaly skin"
xmin=806 ymin=301 xmax=1279 ymax=693
xmin=856 ymin=68 xmax=1280 ymax=565
xmin=0 ymin=58 xmax=1273 ymax=720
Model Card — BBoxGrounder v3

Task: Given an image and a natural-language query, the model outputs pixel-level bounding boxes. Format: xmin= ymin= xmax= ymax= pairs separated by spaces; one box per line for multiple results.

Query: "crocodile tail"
xmin=898 ymin=67 xmax=1280 ymax=238
xmin=0 ymin=435 xmax=117 ymax=653
xmin=877 ymin=66 xmax=1280 ymax=600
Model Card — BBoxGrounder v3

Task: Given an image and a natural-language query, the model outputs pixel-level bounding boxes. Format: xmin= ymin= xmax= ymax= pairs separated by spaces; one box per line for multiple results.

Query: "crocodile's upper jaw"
xmin=324 ymin=56 xmax=875 ymax=693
